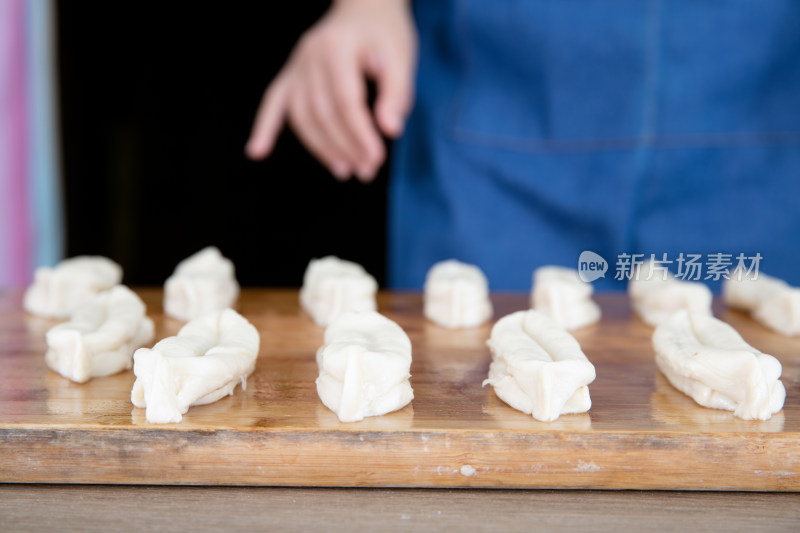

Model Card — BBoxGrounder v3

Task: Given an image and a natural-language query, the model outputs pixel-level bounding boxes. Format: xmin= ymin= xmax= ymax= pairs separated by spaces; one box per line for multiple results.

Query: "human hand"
xmin=245 ymin=0 xmax=417 ymax=183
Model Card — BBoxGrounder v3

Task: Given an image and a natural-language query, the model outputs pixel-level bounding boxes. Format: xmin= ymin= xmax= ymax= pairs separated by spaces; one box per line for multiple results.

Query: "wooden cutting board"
xmin=1 ymin=289 xmax=797 ymax=489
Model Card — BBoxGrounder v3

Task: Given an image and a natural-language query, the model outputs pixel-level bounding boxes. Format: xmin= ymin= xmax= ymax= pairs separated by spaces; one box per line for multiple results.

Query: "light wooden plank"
xmin=0 ymin=289 xmax=797 ymax=489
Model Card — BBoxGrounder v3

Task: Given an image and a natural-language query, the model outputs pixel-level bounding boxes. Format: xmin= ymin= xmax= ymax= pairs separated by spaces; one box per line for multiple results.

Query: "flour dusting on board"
xmin=574 ymin=460 xmax=601 ymax=472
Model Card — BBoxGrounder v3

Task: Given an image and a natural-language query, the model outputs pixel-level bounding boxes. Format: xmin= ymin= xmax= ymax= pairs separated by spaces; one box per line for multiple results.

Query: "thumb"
xmin=367 ymin=48 xmax=415 ymax=138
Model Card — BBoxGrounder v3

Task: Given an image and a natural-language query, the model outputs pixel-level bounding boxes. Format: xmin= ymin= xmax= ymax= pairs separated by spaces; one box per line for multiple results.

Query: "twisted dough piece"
xmin=484 ymin=310 xmax=596 ymax=422
xmin=131 ymin=308 xmax=259 ymax=424
xmin=25 ymin=256 xmax=122 ymax=319
xmin=723 ymin=269 xmax=800 ymax=336
xmin=629 ymin=260 xmax=712 ymax=326
xmin=316 ymin=311 xmax=413 ymax=422
xmin=164 ymin=247 xmax=240 ymax=322
xmin=424 ymin=259 xmax=493 ymax=329
xmin=45 ymin=285 xmax=154 ymax=383
xmin=652 ymin=310 xmax=785 ymax=420
xmin=300 ymin=256 xmax=378 ymax=326
xmin=530 ymin=266 xmax=600 ymax=330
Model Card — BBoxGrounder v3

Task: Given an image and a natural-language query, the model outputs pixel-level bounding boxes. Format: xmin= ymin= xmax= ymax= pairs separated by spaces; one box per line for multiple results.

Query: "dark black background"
xmin=57 ymin=2 xmax=389 ymax=287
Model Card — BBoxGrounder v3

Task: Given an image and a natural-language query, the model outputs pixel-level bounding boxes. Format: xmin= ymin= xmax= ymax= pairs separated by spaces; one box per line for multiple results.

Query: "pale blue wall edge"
xmin=26 ymin=0 xmax=65 ymax=268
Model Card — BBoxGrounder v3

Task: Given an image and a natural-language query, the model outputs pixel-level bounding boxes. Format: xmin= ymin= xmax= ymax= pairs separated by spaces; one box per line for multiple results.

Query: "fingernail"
xmin=331 ymin=161 xmax=350 ymax=180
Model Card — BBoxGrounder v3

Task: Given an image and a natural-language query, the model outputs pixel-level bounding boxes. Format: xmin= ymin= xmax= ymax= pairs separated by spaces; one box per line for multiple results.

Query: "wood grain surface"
xmin=1 ymin=288 xmax=798 ymax=489
xmin=2 ymin=484 xmax=799 ymax=532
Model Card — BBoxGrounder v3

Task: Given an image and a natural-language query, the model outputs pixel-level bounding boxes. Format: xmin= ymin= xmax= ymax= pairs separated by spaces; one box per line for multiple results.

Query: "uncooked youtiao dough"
xmin=45 ymin=285 xmax=154 ymax=383
xmin=300 ymin=256 xmax=378 ymax=326
xmin=163 ymin=246 xmax=239 ymax=322
xmin=316 ymin=311 xmax=413 ymax=422
xmin=24 ymin=256 xmax=123 ymax=319
xmin=131 ymin=308 xmax=259 ymax=424
xmin=629 ymin=260 xmax=712 ymax=326
xmin=652 ymin=310 xmax=785 ymax=420
xmin=484 ymin=310 xmax=596 ymax=422
xmin=723 ymin=269 xmax=800 ymax=336
xmin=423 ymin=259 xmax=493 ymax=328
xmin=530 ymin=266 xmax=601 ymax=330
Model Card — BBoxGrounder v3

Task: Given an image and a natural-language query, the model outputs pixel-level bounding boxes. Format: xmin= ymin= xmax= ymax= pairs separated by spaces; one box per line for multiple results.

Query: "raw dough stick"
xmin=131 ymin=308 xmax=259 ymax=424
xmin=652 ymin=310 xmax=785 ymax=420
xmin=45 ymin=285 xmax=154 ymax=383
xmin=163 ymin=246 xmax=239 ymax=322
xmin=24 ymin=256 xmax=123 ymax=319
xmin=484 ymin=310 xmax=596 ymax=422
xmin=316 ymin=311 xmax=413 ymax=422
xmin=723 ymin=269 xmax=800 ymax=336
xmin=300 ymin=256 xmax=378 ymax=326
xmin=530 ymin=266 xmax=601 ymax=330
xmin=423 ymin=259 xmax=493 ymax=328
xmin=629 ymin=260 xmax=712 ymax=327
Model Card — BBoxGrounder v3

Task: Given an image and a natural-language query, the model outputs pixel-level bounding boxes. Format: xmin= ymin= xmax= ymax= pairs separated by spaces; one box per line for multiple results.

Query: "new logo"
xmin=578 ymin=251 xmax=608 ymax=282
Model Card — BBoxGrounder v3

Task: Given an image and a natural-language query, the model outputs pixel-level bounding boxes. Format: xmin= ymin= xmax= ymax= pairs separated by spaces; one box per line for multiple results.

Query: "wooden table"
xmin=1 ymin=484 xmax=798 ymax=532
xmin=1 ymin=289 xmax=798 ymax=491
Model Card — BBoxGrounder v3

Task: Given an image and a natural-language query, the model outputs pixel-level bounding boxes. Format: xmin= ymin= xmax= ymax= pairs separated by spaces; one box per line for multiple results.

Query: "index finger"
xmin=246 ymin=77 xmax=290 ymax=160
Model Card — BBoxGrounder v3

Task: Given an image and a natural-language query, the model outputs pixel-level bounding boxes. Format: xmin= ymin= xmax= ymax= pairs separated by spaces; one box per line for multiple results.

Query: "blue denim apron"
xmin=388 ymin=0 xmax=800 ymax=290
